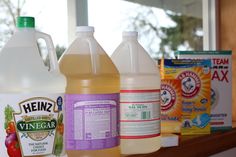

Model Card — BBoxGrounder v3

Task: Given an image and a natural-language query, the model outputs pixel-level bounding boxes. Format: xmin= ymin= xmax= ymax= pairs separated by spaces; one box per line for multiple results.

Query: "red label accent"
xmin=121 ymin=133 xmax=160 ymax=139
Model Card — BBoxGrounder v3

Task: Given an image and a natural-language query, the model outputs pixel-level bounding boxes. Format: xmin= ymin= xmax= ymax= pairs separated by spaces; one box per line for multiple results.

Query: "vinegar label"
xmin=0 ymin=94 xmax=64 ymax=157
xmin=65 ymin=93 xmax=119 ymax=150
xmin=120 ymin=89 xmax=160 ymax=139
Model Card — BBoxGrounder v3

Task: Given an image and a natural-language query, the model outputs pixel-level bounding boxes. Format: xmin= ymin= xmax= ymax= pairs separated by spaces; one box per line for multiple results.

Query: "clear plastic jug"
xmin=111 ymin=31 xmax=161 ymax=155
xmin=59 ymin=26 xmax=120 ymax=157
xmin=0 ymin=17 xmax=66 ymax=157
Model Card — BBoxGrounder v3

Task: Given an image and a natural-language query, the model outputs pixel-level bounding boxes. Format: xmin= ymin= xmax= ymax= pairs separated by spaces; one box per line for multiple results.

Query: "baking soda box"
xmin=164 ymin=59 xmax=211 ymax=135
xmin=176 ymin=51 xmax=232 ymax=131
xmin=161 ymin=79 xmax=182 ymax=133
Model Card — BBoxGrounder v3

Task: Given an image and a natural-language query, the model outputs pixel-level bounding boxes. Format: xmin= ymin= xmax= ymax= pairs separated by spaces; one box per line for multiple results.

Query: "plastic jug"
xmin=0 ymin=17 xmax=66 ymax=157
xmin=111 ymin=31 xmax=161 ymax=155
xmin=59 ymin=26 xmax=120 ymax=157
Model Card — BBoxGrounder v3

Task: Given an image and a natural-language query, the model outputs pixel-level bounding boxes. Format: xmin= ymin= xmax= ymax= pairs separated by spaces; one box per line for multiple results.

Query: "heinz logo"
xmin=20 ymin=98 xmax=54 ymax=114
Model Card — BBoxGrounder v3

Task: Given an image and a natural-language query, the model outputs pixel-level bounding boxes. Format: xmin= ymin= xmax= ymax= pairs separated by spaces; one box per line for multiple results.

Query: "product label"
xmin=0 ymin=93 xmax=64 ymax=157
xmin=120 ymin=89 xmax=160 ymax=139
xmin=176 ymin=51 xmax=232 ymax=131
xmin=177 ymin=71 xmax=201 ymax=98
xmin=164 ymin=59 xmax=211 ymax=135
xmin=65 ymin=93 xmax=119 ymax=150
xmin=161 ymin=79 xmax=182 ymax=121
xmin=210 ymin=57 xmax=232 ymax=130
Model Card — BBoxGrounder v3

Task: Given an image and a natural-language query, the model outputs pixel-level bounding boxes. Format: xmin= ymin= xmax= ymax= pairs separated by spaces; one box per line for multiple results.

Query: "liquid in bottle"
xmin=111 ymin=31 xmax=161 ymax=155
xmin=59 ymin=26 xmax=120 ymax=157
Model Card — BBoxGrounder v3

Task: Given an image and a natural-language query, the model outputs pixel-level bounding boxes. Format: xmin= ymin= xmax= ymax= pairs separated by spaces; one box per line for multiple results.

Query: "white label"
xmin=120 ymin=89 xmax=160 ymax=139
xmin=0 ymin=93 xmax=64 ymax=157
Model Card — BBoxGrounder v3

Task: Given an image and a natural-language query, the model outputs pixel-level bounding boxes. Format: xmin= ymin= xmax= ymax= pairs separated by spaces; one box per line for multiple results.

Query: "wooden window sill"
xmin=127 ymin=122 xmax=236 ymax=157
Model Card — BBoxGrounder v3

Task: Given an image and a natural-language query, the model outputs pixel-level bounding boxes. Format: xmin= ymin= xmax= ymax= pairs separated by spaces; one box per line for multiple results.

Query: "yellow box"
xmin=163 ymin=59 xmax=211 ymax=135
xmin=161 ymin=79 xmax=182 ymax=133
xmin=176 ymin=51 xmax=232 ymax=131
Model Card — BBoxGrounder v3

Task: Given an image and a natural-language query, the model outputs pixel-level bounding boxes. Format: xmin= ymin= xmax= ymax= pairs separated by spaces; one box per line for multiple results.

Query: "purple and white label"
xmin=65 ymin=93 xmax=119 ymax=150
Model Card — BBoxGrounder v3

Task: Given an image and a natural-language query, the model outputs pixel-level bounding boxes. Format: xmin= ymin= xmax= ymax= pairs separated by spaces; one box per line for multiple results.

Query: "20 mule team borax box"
xmin=176 ymin=51 xmax=232 ymax=131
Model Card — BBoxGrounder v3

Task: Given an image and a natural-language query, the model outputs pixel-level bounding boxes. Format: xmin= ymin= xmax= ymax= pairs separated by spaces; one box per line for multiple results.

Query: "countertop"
xmin=127 ymin=122 xmax=236 ymax=157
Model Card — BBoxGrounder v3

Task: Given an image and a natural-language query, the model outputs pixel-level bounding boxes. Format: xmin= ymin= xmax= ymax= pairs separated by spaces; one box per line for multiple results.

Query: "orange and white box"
xmin=176 ymin=51 xmax=232 ymax=131
xmin=161 ymin=79 xmax=182 ymax=133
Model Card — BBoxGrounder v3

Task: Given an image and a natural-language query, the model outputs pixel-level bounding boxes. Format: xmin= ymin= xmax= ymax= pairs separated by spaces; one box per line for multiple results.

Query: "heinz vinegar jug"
xmin=0 ymin=17 xmax=66 ymax=157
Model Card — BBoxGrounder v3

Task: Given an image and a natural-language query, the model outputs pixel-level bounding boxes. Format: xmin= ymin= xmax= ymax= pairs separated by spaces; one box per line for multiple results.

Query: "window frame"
xmin=67 ymin=0 xmax=88 ymax=43
xmin=203 ymin=0 xmax=219 ymax=50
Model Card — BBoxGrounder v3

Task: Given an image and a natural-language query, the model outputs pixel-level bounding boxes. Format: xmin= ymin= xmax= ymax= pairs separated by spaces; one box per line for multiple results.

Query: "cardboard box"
xmin=176 ymin=51 xmax=232 ymax=131
xmin=163 ymin=59 xmax=211 ymax=135
xmin=161 ymin=79 xmax=182 ymax=133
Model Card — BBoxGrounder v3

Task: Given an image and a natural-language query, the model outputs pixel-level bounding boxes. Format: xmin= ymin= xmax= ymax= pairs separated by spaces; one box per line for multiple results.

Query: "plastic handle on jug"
xmin=35 ymin=31 xmax=59 ymax=72
xmin=86 ymin=38 xmax=100 ymax=74
xmin=128 ymin=42 xmax=139 ymax=73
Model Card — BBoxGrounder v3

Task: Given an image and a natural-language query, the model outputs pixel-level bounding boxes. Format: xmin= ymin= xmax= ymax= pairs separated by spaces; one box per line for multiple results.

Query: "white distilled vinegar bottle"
xmin=111 ymin=31 xmax=161 ymax=155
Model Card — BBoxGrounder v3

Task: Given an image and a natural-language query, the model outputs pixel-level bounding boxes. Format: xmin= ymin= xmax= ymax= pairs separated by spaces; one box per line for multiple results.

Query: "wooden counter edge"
xmin=127 ymin=124 xmax=236 ymax=157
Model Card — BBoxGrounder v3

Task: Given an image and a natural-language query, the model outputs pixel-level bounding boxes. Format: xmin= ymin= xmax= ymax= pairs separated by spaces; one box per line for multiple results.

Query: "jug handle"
xmin=128 ymin=42 xmax=139 ymax=73
xmin=86 ymin=38 xmax=99 ymax=74
xmin=35 ymin=31 xmax=59 ymax=72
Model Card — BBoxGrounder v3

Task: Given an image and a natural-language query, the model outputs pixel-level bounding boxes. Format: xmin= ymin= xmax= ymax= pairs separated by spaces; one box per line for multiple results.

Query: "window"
xmin=0 ymin=0 xmax=68 ymax=59
xmin=69 ymin=0 xmax=217 ymax=59
xmin=0 ymin=0 xmax=217 ymax=60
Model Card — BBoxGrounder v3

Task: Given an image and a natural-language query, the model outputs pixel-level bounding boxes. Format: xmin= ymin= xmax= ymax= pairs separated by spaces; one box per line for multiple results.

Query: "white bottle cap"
xmin=76 ymin=26 xmax=94 ymax=33
xmin=122 ymin=31 xmax=138 ymax=37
